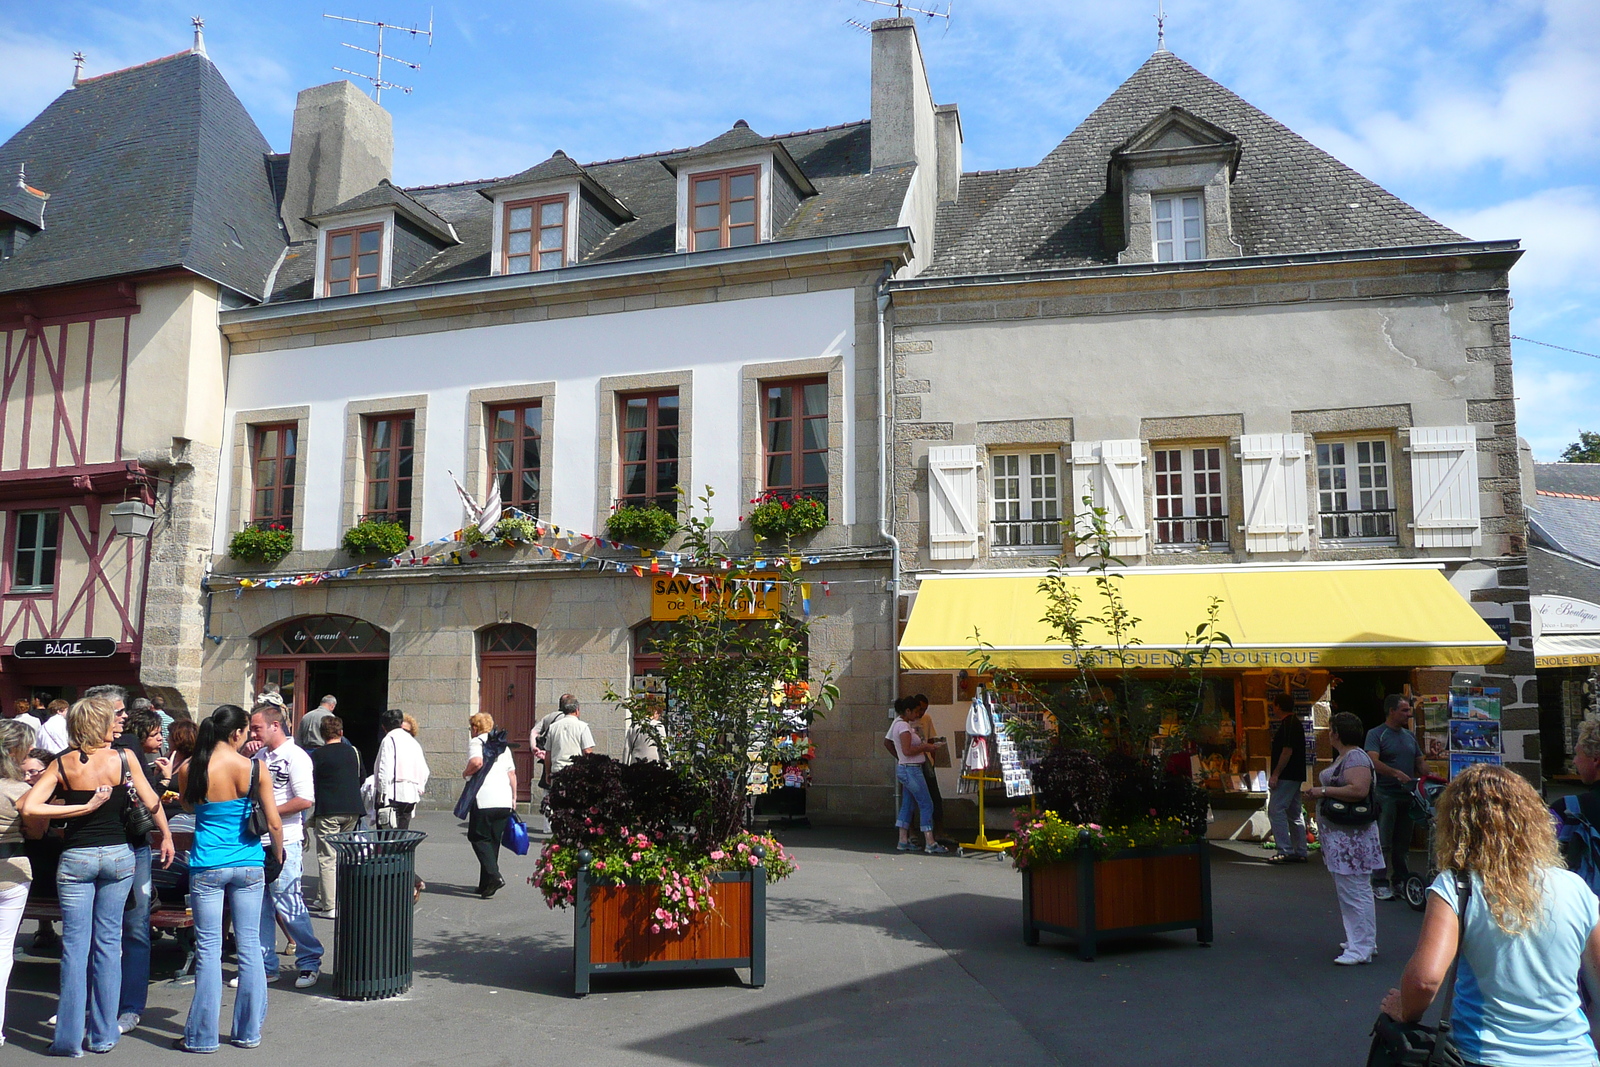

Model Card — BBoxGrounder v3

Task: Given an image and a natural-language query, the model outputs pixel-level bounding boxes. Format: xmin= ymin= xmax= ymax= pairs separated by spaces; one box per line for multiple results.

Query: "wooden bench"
xmin=23 ymin=899 xmax=198 ymax=978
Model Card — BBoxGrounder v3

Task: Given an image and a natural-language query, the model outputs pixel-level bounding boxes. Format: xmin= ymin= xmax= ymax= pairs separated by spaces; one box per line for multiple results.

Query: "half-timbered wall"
xmin=1 ymin=314 xmax=131 ymax=472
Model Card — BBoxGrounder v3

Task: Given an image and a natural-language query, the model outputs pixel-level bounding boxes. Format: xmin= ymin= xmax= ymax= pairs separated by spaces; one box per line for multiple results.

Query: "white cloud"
xmin=1440 ymin=187 xmax=1600 ymax=297
xmin=1513 ymin=362 xmax=1600 ymax=460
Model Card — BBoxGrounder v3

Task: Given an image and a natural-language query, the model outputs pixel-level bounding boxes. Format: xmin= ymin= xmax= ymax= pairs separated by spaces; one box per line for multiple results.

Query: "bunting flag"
xmin=477 ymin=477 xmax=502 ymax=534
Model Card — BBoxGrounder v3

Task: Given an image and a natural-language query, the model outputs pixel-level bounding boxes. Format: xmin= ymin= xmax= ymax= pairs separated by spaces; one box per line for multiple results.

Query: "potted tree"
xmin=533 ymin=488 xmax=834 ymax=994
xmin=973 ymin=502 xmax=1228 ymax=960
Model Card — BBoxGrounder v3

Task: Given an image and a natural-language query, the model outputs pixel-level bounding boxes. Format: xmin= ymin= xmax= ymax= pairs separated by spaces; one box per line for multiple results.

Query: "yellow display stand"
xmin=958 ymin=773 xmax=1013 ymax=856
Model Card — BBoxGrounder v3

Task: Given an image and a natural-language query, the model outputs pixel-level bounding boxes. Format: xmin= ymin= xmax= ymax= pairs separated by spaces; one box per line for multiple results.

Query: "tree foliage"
xmin=1561 ymin=431 xmax=1600 ymax=464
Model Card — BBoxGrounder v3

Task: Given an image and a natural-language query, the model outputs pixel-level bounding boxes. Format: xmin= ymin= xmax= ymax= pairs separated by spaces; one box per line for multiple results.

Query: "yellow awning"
xmin=1535 ymin=634 xmax=1600 ymax=669
xmin=899 ymin=566 xmax=1507 ymax=671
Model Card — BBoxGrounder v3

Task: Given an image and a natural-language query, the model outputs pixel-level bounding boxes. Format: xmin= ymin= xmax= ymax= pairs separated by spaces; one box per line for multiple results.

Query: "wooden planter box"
xmin=573 ymin=869 xmax=766 ymax=995
xmin=1022 ymin=841 xmax=1213 ymax=961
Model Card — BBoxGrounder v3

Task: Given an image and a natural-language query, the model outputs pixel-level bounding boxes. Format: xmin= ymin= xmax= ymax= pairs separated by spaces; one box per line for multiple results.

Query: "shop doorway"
xmin=256 ymin=615 xmax=389 ymax=770
xmin=478 ymin=624 xmax=537 ymax=801
xmin=1330 ymin=670 xmax=1413 ymax=732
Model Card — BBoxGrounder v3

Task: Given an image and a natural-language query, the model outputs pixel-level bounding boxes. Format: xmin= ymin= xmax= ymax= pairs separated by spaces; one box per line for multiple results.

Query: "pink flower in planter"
xmin=631 ymin=852 xmax=642 ymax=861
xmin=652 ymin=924 xmax=661 ymax=934
xmin=710 ymin=849 xmax=726 ymax=860
xmin=749 ymin=855 xmax=759 ymax=866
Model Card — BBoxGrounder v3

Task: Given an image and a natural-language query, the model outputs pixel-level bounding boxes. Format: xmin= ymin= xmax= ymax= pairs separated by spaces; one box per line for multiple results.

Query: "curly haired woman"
xmin=1380 ymin=763 xmax=1600 ymax=1066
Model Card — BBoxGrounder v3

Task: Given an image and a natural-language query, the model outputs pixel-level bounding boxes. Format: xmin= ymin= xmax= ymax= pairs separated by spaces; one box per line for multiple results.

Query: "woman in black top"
xmin=20 ymin=696 xmax=172 ymax=1056
xmin=307 ymin=715 xmax=364 ymax=916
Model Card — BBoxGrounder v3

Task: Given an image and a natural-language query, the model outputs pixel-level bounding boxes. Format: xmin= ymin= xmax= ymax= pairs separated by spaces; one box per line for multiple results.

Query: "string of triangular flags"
xmin=218 ymin=507 xmax=873 ymax=613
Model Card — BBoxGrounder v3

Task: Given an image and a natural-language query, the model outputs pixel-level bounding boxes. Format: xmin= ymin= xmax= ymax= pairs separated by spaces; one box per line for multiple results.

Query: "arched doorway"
xmin=257 ymin=615 xmax=389 ymax=767
xmin=478 ymin=623 xmax=536 ymax=801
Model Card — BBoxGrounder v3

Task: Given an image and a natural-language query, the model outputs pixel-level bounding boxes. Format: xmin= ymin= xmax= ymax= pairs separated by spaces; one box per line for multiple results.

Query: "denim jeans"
xmin=119 ymin=843 xmax=152 ymax=1016
xmin=54 ymin=843 xmax=135 ymax=1056
xmin=1371 ymin=791 xmax=1415 ymax=890
xmin=896 ymin=763 xmax=936 ymax=832
xmin=259 ymin=841 xmax=322 ymax=976
xmin=186 ymin=865 xmax=266 ymax=1052
xmin=1267 ymin=780 xmax=1308 ymax=858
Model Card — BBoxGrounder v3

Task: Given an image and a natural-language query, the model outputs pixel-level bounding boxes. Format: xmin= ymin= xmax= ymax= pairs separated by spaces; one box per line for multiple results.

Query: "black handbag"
xmin=119 ymin=751 xmax=156 ymax=839
xmin=1320 ymin=751 xmax=1379 ymax=826
xmin=1366 ymin=873 xmax=1471 ymax=1067
xmin=247 ymin=760 xmax=270 ymax=838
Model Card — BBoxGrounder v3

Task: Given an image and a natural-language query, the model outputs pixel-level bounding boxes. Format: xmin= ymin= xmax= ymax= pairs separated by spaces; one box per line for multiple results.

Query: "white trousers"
xmin=1330 ymin=870 xmax=1377 ymax=960
xmin=0 ymin=880 xmax=29 ymax=1039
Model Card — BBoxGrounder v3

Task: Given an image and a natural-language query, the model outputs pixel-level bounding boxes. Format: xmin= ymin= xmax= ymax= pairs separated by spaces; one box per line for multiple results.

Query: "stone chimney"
xmin=279 ymin=81 xmax=393 ymax=243
xmin=934 ymin=103 xmax=962 ymax=204
xmin=870 ymin=17 xmax=945 ymax=273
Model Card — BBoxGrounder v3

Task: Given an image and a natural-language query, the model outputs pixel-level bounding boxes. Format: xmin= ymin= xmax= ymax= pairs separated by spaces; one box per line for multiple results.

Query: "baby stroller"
xmin=1403 ymin=775 xmax=1450 ymax=911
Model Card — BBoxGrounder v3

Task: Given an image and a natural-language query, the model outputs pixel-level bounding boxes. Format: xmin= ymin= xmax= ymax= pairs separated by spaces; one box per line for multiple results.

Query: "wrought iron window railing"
xmin=1318 ymin=508 xmax=1397 ymax=541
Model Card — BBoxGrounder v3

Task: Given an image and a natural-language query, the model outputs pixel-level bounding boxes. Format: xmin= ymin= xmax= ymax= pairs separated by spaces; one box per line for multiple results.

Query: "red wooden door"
xmin=480 ymin=656 xmax=537 ymax=802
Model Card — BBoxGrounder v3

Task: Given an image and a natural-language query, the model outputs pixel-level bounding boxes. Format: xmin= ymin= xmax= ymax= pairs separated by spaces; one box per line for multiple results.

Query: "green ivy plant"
xmin=746 ymin=492 xmax=827 ymax=542
xmin=227 ymin=524 xmax=294 ymax=567
xmin=605 ymin=503 xmax=679 ymax=546
xmin=342 ymin=518 xmax=411 ymax=556
xmin=461 ymin=515 xmax=541 ymax=547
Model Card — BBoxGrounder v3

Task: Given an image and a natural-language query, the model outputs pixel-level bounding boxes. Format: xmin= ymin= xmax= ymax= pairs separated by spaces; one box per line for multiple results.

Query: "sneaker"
xmin=924 ymin=843 xmax=950 ymax=855
xmin=1333 ymin=952 xmax=1371 ymax=965
xmin=117 ymin=1013 xmax=140 ymax=1034
xmin=1373 ymin=885 xmax=1395 ymax=900
xmin=309 ymin=908 xmax=336 ymax=920
xmin=229 ymin=973 xmax=279 ymax=988
xmin=895 ymin=841 xmax=914 ymax=852
xmin=294 ymin=969 xmax=320 ymax=989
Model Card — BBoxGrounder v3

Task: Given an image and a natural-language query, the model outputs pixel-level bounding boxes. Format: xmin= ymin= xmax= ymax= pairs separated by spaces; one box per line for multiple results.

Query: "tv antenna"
xmin=853 ymin=0 xmax=952 ymax=22
xmin=323 ymin=9 xmax=433 ymax=102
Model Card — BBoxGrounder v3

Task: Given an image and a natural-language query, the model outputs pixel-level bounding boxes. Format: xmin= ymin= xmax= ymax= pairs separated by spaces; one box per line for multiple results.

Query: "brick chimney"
xmin=279 ymin=81 xmax=393 ymax=243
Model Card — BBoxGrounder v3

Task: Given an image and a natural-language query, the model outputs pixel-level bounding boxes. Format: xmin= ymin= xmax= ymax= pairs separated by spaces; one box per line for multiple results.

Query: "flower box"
xmin=572 ymin=868 xmax=765 ymax=995
xmin=1021 ymin=840 xmax=1212 ymax=960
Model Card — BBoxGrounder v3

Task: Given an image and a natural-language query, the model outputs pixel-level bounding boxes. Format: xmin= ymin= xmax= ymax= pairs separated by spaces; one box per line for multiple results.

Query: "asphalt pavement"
xmin=5 ymin=814 xmax=1437 ymax=1065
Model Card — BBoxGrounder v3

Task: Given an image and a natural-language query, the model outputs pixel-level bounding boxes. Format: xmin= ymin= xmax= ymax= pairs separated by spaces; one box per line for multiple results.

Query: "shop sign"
xmin=651 ymin=577 xmax=780 ymax=621
xmin=12 ymin=638 xmax=118 ymax=659
xmin=1070 ymin=647 xmax=1338 ymax=669
xmin=1533 ymin=596 xmax=1600 ymax=635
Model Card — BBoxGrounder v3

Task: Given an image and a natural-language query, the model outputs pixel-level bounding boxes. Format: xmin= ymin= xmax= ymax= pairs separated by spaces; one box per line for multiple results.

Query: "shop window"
xmin=762 ymin=378 xmax=828 ymax=506
xmin=489 ymin=402 xmax=542 ymax=516
xmin=1152 ymin=193 xmax=1203 ymax=262
xmin=1154 ymin=446 xmax=1227 ymax=548
xmin=11 ymin=509 xmax=59 ymax=593
xmin=364 ymin=413 xmax=415 ymax=527
xmin=1317 ymin=438 xmax=1395 ymax=541
xmin=690 ymin=167 xmax=759 ymax=251
xmin=251 ymin=424 xmax=297 ymax=529
xmin=618 ymin=391 xmax=680 ymax=514
xmin=324 ymin=223 xmax=383 ymax=296
xmin=990 ymin=451 xmax=1060 ymax=551
xmin=504 ymin=195 xmax=566 ymax=273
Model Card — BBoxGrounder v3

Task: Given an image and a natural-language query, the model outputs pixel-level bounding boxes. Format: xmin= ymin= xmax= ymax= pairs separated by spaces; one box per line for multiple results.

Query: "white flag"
xmin=478 ymin=477 xmax=502 ymax=535
xmin=450 ymin=470 xmax=483 ymax=523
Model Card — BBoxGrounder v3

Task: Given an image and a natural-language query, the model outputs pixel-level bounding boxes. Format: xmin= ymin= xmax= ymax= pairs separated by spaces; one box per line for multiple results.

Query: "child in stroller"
xmin=1402 ymin=774 xmax=1449 ymax=911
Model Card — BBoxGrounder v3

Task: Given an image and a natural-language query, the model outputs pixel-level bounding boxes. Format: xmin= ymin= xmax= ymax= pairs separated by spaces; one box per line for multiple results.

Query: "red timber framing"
xmin=0 ymin=279 xmax=152 ymax=683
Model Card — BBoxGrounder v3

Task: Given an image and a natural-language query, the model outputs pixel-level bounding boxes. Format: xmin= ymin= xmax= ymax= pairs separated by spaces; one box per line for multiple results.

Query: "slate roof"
xmin=927 ymin=50 xmax=1463 ymax=276
xmin=309 ymin=179 xmax=456 ymax=242
xmin=0 ymin=50 xmax=286 ymax=300
xmin=1534 ymin=463 xmax=1600 ymax=499
xmin=266 ymin=120 xmax=908 ymax=302
xmin=1530 ymin=547 xmax=1600 ymax=608
xmin=0 ymin=169 xmax=49 ymax=229
xmin=1529 ymin=490 xmax=1600 ymax=566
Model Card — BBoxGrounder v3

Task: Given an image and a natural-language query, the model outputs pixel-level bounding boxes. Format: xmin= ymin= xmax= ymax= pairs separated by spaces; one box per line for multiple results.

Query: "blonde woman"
xmin=462 ymin=712 xmax=516 ymax=898
xmin=20 ymin=697 xmax=173 ymax=1056
xmin=1381 ymin=764 xmax=1600 ymax=1066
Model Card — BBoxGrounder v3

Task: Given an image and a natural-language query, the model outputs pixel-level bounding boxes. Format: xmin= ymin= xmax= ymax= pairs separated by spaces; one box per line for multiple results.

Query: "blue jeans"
xmin=54 ymin=844 xmax=135 ymax=1056
xmin=259 ymin=841 xmax=322 ymax=976
xmin=1267 ymin=781 xmax=1308 ymax=858
xmin=896 ymin=763 xmax=936 ymax=832
xmin=187 ymin=865 xmax=266 ymax=1051
xmin=119 ymin=844 xmax=151 ymax=1016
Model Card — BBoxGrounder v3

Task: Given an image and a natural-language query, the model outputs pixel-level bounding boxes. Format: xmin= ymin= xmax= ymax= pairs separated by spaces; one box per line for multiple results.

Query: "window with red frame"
xmin=689 ymin=167 xmax=758 ymax=251
xmin=489 ymin=402 xmax=542 ymax=514
xmin=324 ymin=224 xmax=382 ymax=295
xmin=364 ymin=414 xmax=415 ymax=527
xmin=251 ymin=424 xmax=297 ymax=529
xmin=618 ymin=391 xmax=679 ymax=513
xmin=504 ymin=196 xmax=566 ymax=273
xmin=762 ymin=378 xmax=827 ymax=505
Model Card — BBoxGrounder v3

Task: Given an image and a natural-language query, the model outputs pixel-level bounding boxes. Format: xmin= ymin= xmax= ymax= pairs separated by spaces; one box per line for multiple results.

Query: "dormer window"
xmin=505 ymin=195 xmax=567 ymax=273
xmin=1153 ymin=194 xmax=1203 ymax=262
xmin=691 ymin=167 xmax=759 ymax=250
xmin=325 ymin=223 xmax=383 ymax=295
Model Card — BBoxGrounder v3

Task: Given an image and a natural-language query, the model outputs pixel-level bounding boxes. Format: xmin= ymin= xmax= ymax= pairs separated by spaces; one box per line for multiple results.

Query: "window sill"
xmin=1317 ymin=539 xmax=1400 ymax=549
xmin=5 ymin=588 xmax=55 ymax=598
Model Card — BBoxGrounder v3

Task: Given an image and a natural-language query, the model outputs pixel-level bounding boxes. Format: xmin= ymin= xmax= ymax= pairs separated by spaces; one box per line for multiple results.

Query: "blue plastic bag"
xmin=503 ymin=812 xmax=531 ymax=856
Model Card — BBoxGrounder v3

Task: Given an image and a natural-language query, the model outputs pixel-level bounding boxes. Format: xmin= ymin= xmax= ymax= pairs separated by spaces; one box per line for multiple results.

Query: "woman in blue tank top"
xmin=173 ymin=705 xmax=283 ymax=1053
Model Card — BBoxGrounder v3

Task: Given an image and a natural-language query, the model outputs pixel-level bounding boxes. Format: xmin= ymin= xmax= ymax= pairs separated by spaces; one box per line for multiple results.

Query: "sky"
xmin=1 ymin=0 xmax=1596 ymax=459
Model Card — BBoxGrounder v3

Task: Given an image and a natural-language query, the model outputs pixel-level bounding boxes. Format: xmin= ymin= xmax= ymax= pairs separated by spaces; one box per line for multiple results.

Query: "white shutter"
xmin=927 ymin=445 xmax=979 ymax=560
xmin=1239 ymin=433 xmax=1310 ymax=553
xmin=1070 ymin=440 xmax=1146 ymax=556
xmin=1408 ymin=426 xmax=1481 ymax=549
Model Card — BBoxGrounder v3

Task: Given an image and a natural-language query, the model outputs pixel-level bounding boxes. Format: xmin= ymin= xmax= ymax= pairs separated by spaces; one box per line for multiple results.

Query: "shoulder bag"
xmin=1366 ymin=873 xmax=1470 ymax=1066
xmin=376 ymin=734 xmax=399 ymax=829
xmin=247 ymin=759 xmax=269 ymax=838
xmin=1320 ymin=751 xmax=1379 ymax=827
xmin=120 ymin=750 xmax=156 ymax=838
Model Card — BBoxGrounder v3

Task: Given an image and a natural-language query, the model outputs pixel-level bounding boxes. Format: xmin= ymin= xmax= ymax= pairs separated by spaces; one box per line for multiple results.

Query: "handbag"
xmin=120 ymin=751 xmax=156 ymax=838
xmin=1366 ymin=873 xmax=1471 ymax=1067
xmin=503 ymin=812 xmax=531 ymax=856
xmin=246 ymin=760 xmax=270 ymax=838
xmin=1320 ymin=751 xmax=1379 ymax=826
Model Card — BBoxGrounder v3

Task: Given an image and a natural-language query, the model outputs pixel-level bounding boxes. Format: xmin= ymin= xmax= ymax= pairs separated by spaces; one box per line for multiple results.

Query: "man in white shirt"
xmin=8 ymin=696 xmax=43 ymax=737
xmin=543 ymin=694 xmax=596 ymax=778
xmin=373 ymin=707 xmax=430 ymax=828
xmin=249 ymin=703 xmax=324 ymax=989
xmin=36 ymin=698 xmax=71 ymax=754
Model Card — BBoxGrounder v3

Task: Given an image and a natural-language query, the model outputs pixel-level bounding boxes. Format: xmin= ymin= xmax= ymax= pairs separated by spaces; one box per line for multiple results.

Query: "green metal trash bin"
xmin=327 ymin=829 xmax=425 ymax=1000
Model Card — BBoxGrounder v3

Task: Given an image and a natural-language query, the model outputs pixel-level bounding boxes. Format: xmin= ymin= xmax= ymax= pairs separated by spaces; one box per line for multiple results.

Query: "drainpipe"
xmin=876 ymin=262 xmax=901 ymax=710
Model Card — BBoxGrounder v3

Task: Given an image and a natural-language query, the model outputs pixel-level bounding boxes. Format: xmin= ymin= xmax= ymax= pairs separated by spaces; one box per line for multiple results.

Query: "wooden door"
xmin=480 ymin=655 xmax=537 ymax=801
xmin=256 ymin=661 xmax=305 ymax=727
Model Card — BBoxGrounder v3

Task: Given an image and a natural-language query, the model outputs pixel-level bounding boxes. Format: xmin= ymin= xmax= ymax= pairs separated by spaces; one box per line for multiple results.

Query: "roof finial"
xmin=15 ymin=163 xmax=25 ymax=190
xmin=1155 ymin=0 xmax=1168 ymax=52
xmin=71 ymin=51 xmax=86 ymax=87
xmin=191 ymin=16 xmax=208 ymax=57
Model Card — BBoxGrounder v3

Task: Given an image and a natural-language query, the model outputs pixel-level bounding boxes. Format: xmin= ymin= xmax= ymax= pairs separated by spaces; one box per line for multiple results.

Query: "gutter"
xmin=220 ymin=227 xmax=916 ymax=327
xmin=887 ymin=239 xmax=1523 ymax=293
xmin=876 ymin=262 xmax=902 ymax=708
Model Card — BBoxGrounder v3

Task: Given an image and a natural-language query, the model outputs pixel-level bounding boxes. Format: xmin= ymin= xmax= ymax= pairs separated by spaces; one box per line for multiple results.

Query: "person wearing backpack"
xmin=1555 ymin=720 xmax=1600 ymax=893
